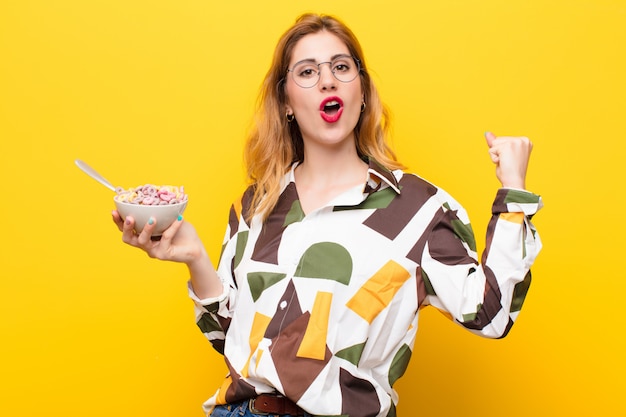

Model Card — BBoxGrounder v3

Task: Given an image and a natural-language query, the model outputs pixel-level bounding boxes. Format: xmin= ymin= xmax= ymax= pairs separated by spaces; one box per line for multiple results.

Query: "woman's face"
xmin=285 ymin=31 xmax=363 ymax=151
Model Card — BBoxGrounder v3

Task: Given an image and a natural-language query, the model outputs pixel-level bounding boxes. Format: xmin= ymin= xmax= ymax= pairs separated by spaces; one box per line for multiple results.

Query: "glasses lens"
xmin=331 ymin=56 xmax=359 ymax=83
xmin=292 ymin=62 xmax=320 ymax=88
xmin=291 ymin=56 xmax=360 ymax=88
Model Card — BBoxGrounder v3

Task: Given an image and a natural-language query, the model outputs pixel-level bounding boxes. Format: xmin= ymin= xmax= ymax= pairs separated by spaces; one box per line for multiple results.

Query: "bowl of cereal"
xmin=114 ymin=184 xmax=188 ymax=236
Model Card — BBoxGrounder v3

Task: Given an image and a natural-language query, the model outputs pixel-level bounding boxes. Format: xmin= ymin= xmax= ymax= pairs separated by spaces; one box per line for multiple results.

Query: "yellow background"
xmin=1 ymin=1 xmax=624 ymax=416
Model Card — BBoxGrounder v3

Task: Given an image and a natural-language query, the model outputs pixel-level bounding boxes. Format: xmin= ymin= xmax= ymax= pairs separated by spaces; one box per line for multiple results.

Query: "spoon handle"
xmin=74 ymin=159 xmax=117 ymax=192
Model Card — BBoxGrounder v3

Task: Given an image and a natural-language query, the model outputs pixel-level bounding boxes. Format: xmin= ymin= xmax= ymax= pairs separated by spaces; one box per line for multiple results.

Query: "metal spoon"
xmin=74 ymin=159 xmax=117 ymax=192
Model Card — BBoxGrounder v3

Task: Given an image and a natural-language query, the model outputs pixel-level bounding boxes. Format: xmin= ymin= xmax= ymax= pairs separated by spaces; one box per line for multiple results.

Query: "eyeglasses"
xmin=287 ymin=55 xmax=361 ymax=88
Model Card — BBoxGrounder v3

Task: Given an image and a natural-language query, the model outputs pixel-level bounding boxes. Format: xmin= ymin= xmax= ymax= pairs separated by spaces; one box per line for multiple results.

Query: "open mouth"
xmin=320 ymin=96 xmax=344 ymax=123
xmin=324 ymin=100 xmax=341 ymax=115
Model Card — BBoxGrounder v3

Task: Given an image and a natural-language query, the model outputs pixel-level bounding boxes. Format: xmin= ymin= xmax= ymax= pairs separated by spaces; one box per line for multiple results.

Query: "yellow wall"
xmin=1 ymin=1 xmax=624 ymax=416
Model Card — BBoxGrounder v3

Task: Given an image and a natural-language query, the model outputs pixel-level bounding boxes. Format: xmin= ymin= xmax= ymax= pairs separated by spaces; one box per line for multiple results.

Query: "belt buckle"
xmin=248 ymin=397 xmax=271 ymax=416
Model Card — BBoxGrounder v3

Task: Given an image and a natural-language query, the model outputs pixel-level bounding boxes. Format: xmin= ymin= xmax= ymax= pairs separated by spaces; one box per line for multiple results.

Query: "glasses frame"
xmin=286 ymin=55 xmax=362 ymax=89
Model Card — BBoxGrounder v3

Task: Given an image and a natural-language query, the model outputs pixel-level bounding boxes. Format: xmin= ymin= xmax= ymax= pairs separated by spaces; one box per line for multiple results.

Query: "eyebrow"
xmin=292 ymin=53 xmax=352 ymax=65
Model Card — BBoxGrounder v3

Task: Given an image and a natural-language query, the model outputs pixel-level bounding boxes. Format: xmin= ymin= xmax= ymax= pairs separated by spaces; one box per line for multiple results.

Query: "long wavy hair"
xmin=244 ymin=13 xmax=405 ymax=222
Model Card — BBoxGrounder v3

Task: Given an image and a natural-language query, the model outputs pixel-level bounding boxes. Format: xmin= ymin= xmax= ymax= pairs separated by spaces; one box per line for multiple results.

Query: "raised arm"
xmin=418 ymin=132 xmax=542 ymax=337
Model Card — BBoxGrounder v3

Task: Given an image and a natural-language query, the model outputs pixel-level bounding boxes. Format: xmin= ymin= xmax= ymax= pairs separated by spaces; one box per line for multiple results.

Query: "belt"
xmin=249 ymin=393 xmax=306 ymax=416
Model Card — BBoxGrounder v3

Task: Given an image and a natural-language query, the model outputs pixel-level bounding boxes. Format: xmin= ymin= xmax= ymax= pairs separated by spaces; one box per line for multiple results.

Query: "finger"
xmin=519 ymin=136 xmax=533 ymax=152
xmin=485 ymin=131 xmax=497 ymax=148
xmin=121 ymin=216 xmax=138 ymax=244
xmin=488 ymin=147 xmax=500 ymax=164
xmin=137 ymin=217 xmax=158 ymax=246
xmin=111 ymin=210 xmax=124 ymax=231
xmin=160 ymin=213 xmax=184 ymax=243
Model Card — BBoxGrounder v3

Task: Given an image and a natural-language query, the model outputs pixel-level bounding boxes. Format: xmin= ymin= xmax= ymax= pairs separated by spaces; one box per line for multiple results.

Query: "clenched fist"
xmin=485 ymin=131 xmax=533 ymax=190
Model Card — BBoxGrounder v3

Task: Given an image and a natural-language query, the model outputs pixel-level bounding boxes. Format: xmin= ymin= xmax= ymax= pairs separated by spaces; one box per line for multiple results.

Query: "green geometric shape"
xmin=247 ymin=271 xmax=287 ymax=302
xmin=334 ymin=186 xmax=398 ymax=211
xmin=462 ymin=304 xmax=482 ymax=322
xmin=336 ymin=341 xmax=367 ymax=366
xmin=388 ymin=344 xmax=412 ymax=387
xmin=234 ymin=230 xmax=249 ymax=269
xmin=504 ymin=189 xmax=540 ymax=205
xmin=511 ymin=271 xmax=532 ymax=312
xmin=284 ymin=200 xmax=305 ymax=226
xmin=421 ymin=268 xmax=436 ymax=296
xmin=204 ymin=301 xmax=219 ymax=314
xmin=294 ymin=242 xmax=352 ymax=284
xmin=196 ymin=312 xmax=221 ymax=334
xmin=385 ymin=401 xmax=396 ymax=417
xmin=451 ymin=219 xmax=476 ymax=252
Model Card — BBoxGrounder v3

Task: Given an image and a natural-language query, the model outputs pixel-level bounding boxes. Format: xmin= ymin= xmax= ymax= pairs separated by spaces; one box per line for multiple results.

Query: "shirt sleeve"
xmin=187 ymin=203 xmax=243 ymax=354
xmin=421 ymin=188 xmax=543 ymax=338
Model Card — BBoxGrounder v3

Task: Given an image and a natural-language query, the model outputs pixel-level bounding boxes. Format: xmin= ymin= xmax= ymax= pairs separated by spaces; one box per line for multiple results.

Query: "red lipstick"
xmin=319 ymin=96 xmax=344 ymax=123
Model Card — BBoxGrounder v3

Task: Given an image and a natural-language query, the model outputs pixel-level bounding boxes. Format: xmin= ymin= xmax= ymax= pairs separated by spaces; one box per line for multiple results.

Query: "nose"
xmin=318 ymin=63 xmax=336 ymax=90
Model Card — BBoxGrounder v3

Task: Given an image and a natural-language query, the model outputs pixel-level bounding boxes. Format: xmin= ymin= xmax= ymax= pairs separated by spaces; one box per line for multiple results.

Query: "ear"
xmin=285 ymin=104 xmax=293 ymax=116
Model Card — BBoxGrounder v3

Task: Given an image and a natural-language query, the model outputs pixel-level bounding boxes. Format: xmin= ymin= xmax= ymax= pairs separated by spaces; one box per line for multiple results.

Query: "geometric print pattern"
xmin=189 ymin=158 xmax=543 ymax=417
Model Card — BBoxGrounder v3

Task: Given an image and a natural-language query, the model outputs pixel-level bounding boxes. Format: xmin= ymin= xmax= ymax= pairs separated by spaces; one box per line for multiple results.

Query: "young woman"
xmin=112 ymin=13 xmax=542 ymax=417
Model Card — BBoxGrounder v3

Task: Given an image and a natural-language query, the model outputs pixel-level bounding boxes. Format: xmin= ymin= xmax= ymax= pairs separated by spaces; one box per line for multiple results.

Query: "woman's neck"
xmin=294 ymin=145 xmax=369 ymax=214
xmin=296 ymin=145 xmax=367 ymax=188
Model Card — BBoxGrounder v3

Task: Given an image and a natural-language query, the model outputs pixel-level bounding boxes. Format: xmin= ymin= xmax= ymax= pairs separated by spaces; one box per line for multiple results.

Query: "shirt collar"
xmin=286 ymin=157 xmax=401 ymax=196
xmin=365 ymin=158 xmax=401 ymax=195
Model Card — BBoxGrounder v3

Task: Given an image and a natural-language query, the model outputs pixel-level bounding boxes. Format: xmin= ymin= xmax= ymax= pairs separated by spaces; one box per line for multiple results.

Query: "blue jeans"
xmin=209 ymin=400 xmax=315 ymax=417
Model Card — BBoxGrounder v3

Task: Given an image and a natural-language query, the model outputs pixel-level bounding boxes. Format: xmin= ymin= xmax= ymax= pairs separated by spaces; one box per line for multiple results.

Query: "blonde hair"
xmin=244 ymin=13 xmax=405 ymax=221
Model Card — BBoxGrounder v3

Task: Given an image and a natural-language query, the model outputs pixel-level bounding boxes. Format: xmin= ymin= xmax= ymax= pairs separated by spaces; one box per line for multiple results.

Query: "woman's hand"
xmin=111 ymin=210 xmax=206 ymax=265
xmin=112 ymin=210 xmax=223 ymax=298
xmin=485 ymin=131 xmax=533 ymax=190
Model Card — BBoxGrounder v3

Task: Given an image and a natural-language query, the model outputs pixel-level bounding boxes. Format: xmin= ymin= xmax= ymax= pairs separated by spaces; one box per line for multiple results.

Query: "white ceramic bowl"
xmin=114 ymin=198 xmax=187 ymax=236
